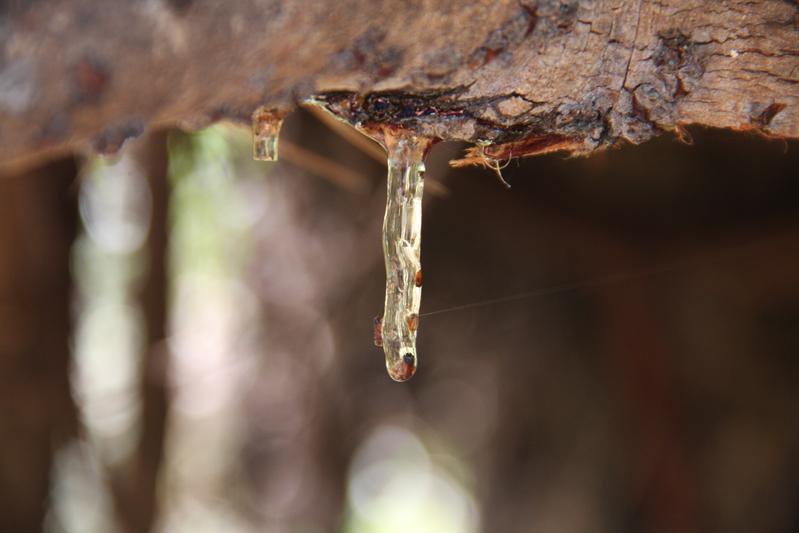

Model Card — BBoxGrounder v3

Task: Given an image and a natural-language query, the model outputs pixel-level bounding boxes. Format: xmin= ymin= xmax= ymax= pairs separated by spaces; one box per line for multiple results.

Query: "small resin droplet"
xmin=373 ymin=315 xmax=384 ymax=347
xmin=393 ymin=352 xmax=416 ymax=381
xmin=252 ymin=108 xmax=284 ymax=161
xmin=378 ymin=128 xmax=432 ymax=382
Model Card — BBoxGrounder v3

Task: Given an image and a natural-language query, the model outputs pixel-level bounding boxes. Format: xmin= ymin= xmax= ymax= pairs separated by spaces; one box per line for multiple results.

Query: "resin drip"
xmin=380 ymin=130 xmax=432 ymax=382
xmin=252 ymin=108 xmax=285 ymax=161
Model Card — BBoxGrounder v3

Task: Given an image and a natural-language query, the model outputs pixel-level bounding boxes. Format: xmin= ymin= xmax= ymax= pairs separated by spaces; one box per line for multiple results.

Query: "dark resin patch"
xmin=93 ymin=119 xmax=145 ymax=156
xmin=71 ymin=55 xmax=110 ymax=105
xmin=754 ymin=102 xmax=787 ymax=127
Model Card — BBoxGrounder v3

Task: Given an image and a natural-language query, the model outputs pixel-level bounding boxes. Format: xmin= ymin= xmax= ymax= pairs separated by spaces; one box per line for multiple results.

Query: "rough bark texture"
xmin=0 ymin=0 xmax=797 ymax=171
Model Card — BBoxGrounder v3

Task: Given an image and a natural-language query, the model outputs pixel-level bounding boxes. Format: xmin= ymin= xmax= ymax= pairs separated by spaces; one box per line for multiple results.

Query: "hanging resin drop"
xmin=378 ymin=129 xmax=432 ymax=382
xmin=252 ymin=108 xmax=285 ymax=161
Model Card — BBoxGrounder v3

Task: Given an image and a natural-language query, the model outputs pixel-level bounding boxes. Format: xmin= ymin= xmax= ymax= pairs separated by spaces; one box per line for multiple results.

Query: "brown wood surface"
xmin=1 ymin=0 xmax=797 ymax=171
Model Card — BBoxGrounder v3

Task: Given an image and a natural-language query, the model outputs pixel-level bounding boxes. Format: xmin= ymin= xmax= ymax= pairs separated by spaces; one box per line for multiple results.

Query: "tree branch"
xmin=1 ymin=0 xmax=797 ymax=171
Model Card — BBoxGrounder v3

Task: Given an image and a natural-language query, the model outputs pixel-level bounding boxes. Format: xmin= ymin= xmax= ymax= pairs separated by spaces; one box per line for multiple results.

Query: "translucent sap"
xmin=252 ymin=109 xmax=284 ymax=161
xmin=380 ymin=130 xmax=432 ymax=382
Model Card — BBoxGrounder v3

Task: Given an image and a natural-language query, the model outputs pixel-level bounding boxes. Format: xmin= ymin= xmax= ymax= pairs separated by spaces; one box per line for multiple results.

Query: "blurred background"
xmin=1 ymin=110 xmax=798 ymax=533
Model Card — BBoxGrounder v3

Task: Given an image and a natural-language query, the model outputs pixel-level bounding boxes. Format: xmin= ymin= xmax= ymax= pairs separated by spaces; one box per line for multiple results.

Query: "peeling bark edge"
xmin=0 ymin=0 xmax=797 ymax=172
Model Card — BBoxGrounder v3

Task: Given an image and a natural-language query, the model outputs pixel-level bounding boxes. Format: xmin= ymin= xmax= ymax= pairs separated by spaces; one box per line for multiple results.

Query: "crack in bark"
xmin=621 ymin=0 xmax=645 ymax=92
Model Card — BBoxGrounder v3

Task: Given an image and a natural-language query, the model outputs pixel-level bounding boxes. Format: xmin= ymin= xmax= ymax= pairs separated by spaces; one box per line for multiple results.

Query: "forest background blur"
xmin=1 ymin=109 xmax=799 ymax=533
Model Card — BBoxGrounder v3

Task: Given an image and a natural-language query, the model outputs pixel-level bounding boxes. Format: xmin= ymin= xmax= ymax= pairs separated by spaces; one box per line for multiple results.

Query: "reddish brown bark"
xmin=0 ymin=1 xmax=797 ymax=172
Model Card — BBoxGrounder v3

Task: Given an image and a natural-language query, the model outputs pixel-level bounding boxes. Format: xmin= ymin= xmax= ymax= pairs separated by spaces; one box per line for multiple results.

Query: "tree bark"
xmin=1 ymin=0 xmax=797 ymax=171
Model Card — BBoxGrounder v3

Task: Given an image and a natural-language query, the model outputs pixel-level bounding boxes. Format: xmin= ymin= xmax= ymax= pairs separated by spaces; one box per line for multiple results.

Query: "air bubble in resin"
xmin=375 ymin=128 xmax=433 ymax=382
xmin=252 ymin=108 xmax=285 ymax=161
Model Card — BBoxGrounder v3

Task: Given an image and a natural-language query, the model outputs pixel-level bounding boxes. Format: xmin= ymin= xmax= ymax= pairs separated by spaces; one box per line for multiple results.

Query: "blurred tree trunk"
xmin=598 ymin=253 xmax=698 ymax=533
xmin=0 ymin=159 xmax=79 ymax=533
xmin=1 ymin=0 xmax=797 ymax=171
xmin=108 ymin=131 xmax=172 ymax=533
